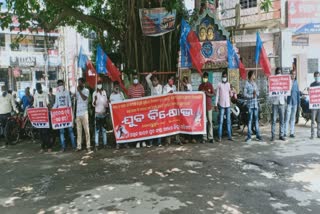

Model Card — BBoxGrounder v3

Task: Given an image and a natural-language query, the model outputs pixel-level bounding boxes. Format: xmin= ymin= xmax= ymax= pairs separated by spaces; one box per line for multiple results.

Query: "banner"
xmin=309 ymin=86 xmax=320 ymax=109
xmin=27 ymin=108 xmax=49 ymax=128
xmin=139 ymin=7 xmax=176 ymax=36
xmin=110 ymin=92 xmax=206 ymax=143
xmin=51 ymin=107 xmax=73 ymax=130
xmin=288 ymin=0 xmax=320 ymax=29
xmin=268 ymin=75 xmax=291 ymax=97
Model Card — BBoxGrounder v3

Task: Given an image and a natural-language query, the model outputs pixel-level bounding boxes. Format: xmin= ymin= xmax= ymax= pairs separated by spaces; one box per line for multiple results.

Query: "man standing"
xmin=128 ymin=74 xmax=145 ymax=148
xmin=271 ymin=67 xmax=286 ymax=141
xmin=92 ymin=81 xmax=109 ymax=151
xmin=310 ymin=71 xmax=320 ymax=139
xmin=33 ymin=83 xmax=52 ymax=152
xmin=284 ymin=70 xmax=300 ymax=138
xmin=0 ymin=86 xmax=18 ymax=136
xmin=198 ymin=72 xmax=214 ymax=144
xmin=48 ymin=87 xmax=55 ymax=109
xmin=163 ymin=77 xmax=177 ymax=94
xmin=181 ymin=76 xmax=192 ymax=92
xmin=53 ymin=80 xmax=76 ymax=152
xmin=215 ymin=71 xmax=233 ymax=142
xmin=76 ymin=77 xmax=91 ymax=152
xmin=21 ymin=87 xmax=33 ymax=111
xmin=146 ymin=72 xmax=162 ymax=147
xmin=244 ymin=70 xmax=262 ymax=142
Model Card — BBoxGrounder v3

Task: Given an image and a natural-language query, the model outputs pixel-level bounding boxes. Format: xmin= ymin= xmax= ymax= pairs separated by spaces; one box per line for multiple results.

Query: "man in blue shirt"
xmin=284 ymin=70 xmax=300 ymax=138
xmin=21 ymin=87 xmax=33 ymax=111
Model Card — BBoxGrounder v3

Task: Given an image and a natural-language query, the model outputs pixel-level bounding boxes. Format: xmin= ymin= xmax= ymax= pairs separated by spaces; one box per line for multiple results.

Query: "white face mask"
xmin=58 ymin=85 xmax=64 ymax=91
xmin=222 ymin=77 xmax=227 ymax=82
xmin=97 ymin=84 xmax=102 ymax=89
xmin=133 ymin=79 xmax=139 ymax=84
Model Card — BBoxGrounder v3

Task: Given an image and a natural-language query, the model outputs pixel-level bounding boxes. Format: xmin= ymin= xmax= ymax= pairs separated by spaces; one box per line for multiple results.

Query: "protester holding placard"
xmin=310 ymin=71 xmax=320 ymax=139
xmin=271 ymin=67 xmax=286 ymax=141
xmin=284 ymin=70 xmax=300 ymax=138
xmin=76 ymin=78 xmax=91 ymax=152
xmin=198 ymin=72 xmax=215 ymax=144
xmin=146 ymin=72 xmax=163 ymax=147
xmin=53 ymin=80 xmax=76 ymax=152
xmin=34 ymin=83 xmax=52 ymax=153
xmin=92 ymin=81 xmax=109 ymax=151
xmin=244 ymin=71 xmax=262 ymax=142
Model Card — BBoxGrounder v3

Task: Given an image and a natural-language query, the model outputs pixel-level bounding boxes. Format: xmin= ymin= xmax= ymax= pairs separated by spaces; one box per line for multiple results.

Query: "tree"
xmin=0 ymin=0 xmax=188 ymax=74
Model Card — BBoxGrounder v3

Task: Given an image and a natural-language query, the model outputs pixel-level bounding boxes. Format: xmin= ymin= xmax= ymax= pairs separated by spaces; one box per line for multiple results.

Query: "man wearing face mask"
xmin=310 ymin=71 xmax=320 ymax=139
xmin=34 ymin=83 xmax=52 ymax=153
xmin=163 ymin=77 xmax=177 ymax=94
xmin=215 ymin=71 xmax=233 ymax=142
xmin=271 ymin=67 xmax=286 ymax=141
xmin=76 ymin=77 xmax=91 ymax=152
xmin=92 ymin=81 xmax=109 ymax=151
xmin=128 ymin=73 xmax=146 ymax=148
xmin=53 ymin=80 xmax=76 ymax=152
xmin=198 ymin=72 xmax=215 ymax=143
xmin=110 ymin=81 xmax=125 ymax=103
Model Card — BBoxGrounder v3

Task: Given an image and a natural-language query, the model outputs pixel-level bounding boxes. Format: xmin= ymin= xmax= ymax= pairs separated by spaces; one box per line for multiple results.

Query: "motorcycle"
xmin=299 ymin=88 xmax=312 ymax=124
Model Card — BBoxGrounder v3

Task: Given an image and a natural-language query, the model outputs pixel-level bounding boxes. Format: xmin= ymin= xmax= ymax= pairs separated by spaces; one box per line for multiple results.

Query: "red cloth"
xmin=259 ymin=46 xmax=271 ymax=77
xmin=198 ymin=82 xmax=214 ymax=111
xmin=239 ymin=60 xmax=247 ymax=80
xmin=85 ymin=61 xmax=97 ymax=89
xmin=106 ymin=59 xmax=128 ymax=96
xmin=187 ymin=31 xmax=204 ymax=75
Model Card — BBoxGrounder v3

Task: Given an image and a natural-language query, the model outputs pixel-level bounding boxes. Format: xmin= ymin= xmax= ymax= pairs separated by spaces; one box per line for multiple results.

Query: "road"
xmin=0 ymin=122 xmax=320 ymax=214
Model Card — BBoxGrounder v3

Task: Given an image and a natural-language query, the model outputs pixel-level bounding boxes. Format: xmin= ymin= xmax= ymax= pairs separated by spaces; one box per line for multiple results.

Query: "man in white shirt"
xmin=34 ymin=83 xmax=52 ymax=153
xmin=110 ymin=81 xmax=125 ymax=103
xmin=76 ymin=78 xmax=91 ymax=152
xmin=54 ymin=80 xmax=76 ymax=152
xmin=181 ymin=76 xmax=192 ymax=92
xmin=92 ymin=81 xmax=109 ymax=151
xmin=163 ymin=77 xmax=177 ymax=94
xmin=0 ymin=86 xmax=18 ymax=137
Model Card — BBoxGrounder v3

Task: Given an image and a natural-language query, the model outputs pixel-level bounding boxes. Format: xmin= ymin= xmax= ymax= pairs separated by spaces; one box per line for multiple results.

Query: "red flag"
xmin=106 ymin=59 xmax=128 ymax=96
xmin=239 ymin=60 xmax=247 ymax=80
xmin=259 ymin=46 xmax=271 ymax=77
xmin=187 ymin=31 xmax=204 ymax=75
xmin=85 ymin=60 xmax=97 ymax=89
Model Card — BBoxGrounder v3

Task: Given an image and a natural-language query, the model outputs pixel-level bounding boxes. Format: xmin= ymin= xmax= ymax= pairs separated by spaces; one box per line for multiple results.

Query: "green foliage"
xmin=260 ymin=0 xmax=273 ymax=13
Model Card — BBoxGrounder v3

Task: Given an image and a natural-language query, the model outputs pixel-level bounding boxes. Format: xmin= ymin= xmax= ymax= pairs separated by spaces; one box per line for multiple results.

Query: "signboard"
xmin=309 ymin=86 xmax=320 ymax=109
xmin=51 ymin=107 xmax=73 ymax=130
xmin=288 ymin=0 xmax=320 ymax=28
xmin=110 ymin=92 xmax=206 ymax=143
xmin=268 ymin=75 xmax=291 ymax=97
xmin=200 ymin=41 xmax=227 ymax=63
xmin=292 ymin=35 xmax=309 ymax=46
xmin=10 ymin=56 xmax=36 ymax=67
xmin=27 ymin=108 xmax=49 ymax=128
xmin=139 ymin=7 xmax=176 ymax=36
xmin=296 ymin=23 xmax=320 ymax=34
xmin=308 ymin=59 xmax=319 ymax=73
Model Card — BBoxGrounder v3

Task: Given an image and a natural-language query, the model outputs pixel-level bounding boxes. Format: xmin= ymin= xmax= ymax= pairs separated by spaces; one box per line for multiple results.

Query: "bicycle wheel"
xmin=24 ymin=120 xmax=38 ymax=142
xmin=5 ymin=119 xmax=20 ymax=145
xmin=259 ymin=105 xmax=271 ymax=126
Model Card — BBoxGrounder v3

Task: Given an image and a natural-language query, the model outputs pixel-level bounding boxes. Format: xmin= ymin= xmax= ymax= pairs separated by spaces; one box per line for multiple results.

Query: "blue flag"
xmin=78 ymin=47 xmax=88 ymax=70
xmin=255 ymin=32 xmax=263 ymax=64
xmin=179 ymin=19 xmax=192 ymax=68
xmin=96 ymin=45 xmax=107 ymax=74
xmin=227 ymin=40 xmax=239 ymax=69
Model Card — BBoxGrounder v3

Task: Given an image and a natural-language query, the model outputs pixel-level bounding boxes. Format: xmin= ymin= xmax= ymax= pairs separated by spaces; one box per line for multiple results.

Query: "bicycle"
xmin=259 ymin=98 xmax=272 ymax=126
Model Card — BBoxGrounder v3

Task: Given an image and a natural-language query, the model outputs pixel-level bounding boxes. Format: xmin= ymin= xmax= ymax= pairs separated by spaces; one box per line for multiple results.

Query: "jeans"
xmin=311 ymin=109 xmax=320 ymax=137
xmin=247 ymin=108 xmax=260 ymax=139
xmin=203 ymin=109 xmax=213 ymax=141
xmin=284 ymin=104 xmax=297 ymax=136
xmin=59 ymin=127 xmax=76 ymax=149
xmin=218 ymin=106 xmax=231 ymax=139
xmin=271 ymin=104 xmax=285 ymax=138
xmin=76 ymin=113 xmax=91 ymax=150
xmin=149 ymin=138 xmax=161 ymax=146
xmin=39 ymin=128 xmax=52 ymax=150
xmin=95 ymin=115 xmax=107 ymax=146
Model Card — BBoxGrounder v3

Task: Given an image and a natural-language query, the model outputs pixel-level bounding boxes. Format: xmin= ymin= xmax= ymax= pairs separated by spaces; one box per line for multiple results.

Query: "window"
xmin=34 ymin=36 xmax=45 ymax=52
xmin=0 ymin=34 xmax=5 ymax=47
xmin=240 ymin=0 xmax=257 ymax=9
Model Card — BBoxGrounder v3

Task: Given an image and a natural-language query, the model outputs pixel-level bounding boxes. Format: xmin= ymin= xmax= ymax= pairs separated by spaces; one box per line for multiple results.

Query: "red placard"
xmin=288 ymin=0 xmax=320 ymax=28
xmin=110 ymin=92 xmax=206 ymax=143
xmin=51 ymin=107 xmax=73 ymax=129
xmin=309 ymin=86 xmax=320 ymax=109
xmin=268 ymin=75 xmax=291 ymax=97
xmin=27 ymin=108 xmax=49 ymax=128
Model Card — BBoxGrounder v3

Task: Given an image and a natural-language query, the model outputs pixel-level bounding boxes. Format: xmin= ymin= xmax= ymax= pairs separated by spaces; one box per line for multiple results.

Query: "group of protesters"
xmin=0 ymin=68 xmax=319 ymax=153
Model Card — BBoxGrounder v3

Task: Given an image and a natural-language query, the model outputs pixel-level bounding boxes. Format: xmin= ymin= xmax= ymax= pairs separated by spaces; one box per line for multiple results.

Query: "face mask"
xmin=203 ymin=78 xmax=208 ymax=83
xmin=58 ymin=86 xmax=64 ymax=91
xmin=133 ymin=79 xmax=138 ymax=84
xmin=222 ymin=77 xmax=227 ymax=82
xmin=316 ymin=77 xmax=320 ymax=82
xmin=97 ymin=84 xmax=102 ymax=89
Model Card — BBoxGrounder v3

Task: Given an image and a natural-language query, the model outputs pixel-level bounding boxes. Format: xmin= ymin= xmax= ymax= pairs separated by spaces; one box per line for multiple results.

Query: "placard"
xmin=309 ymin=86 xmax=320 ymax=109
xmin=268 ymin=75 xmax=291 ymax=97
xmin=27 ymin=107 xmax=49 ymax=128
xmin=51 ymin=107 xmax=73 ymax=129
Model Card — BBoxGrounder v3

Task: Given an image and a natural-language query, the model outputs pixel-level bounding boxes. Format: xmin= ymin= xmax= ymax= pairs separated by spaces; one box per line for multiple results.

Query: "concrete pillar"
xmin=281 ymin=30 xmax=293 ymax=70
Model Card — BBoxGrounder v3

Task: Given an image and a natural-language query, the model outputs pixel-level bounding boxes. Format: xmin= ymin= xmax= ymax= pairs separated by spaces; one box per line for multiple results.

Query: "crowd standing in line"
xmin=0 ymin=69 xmax=319 ymax=153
